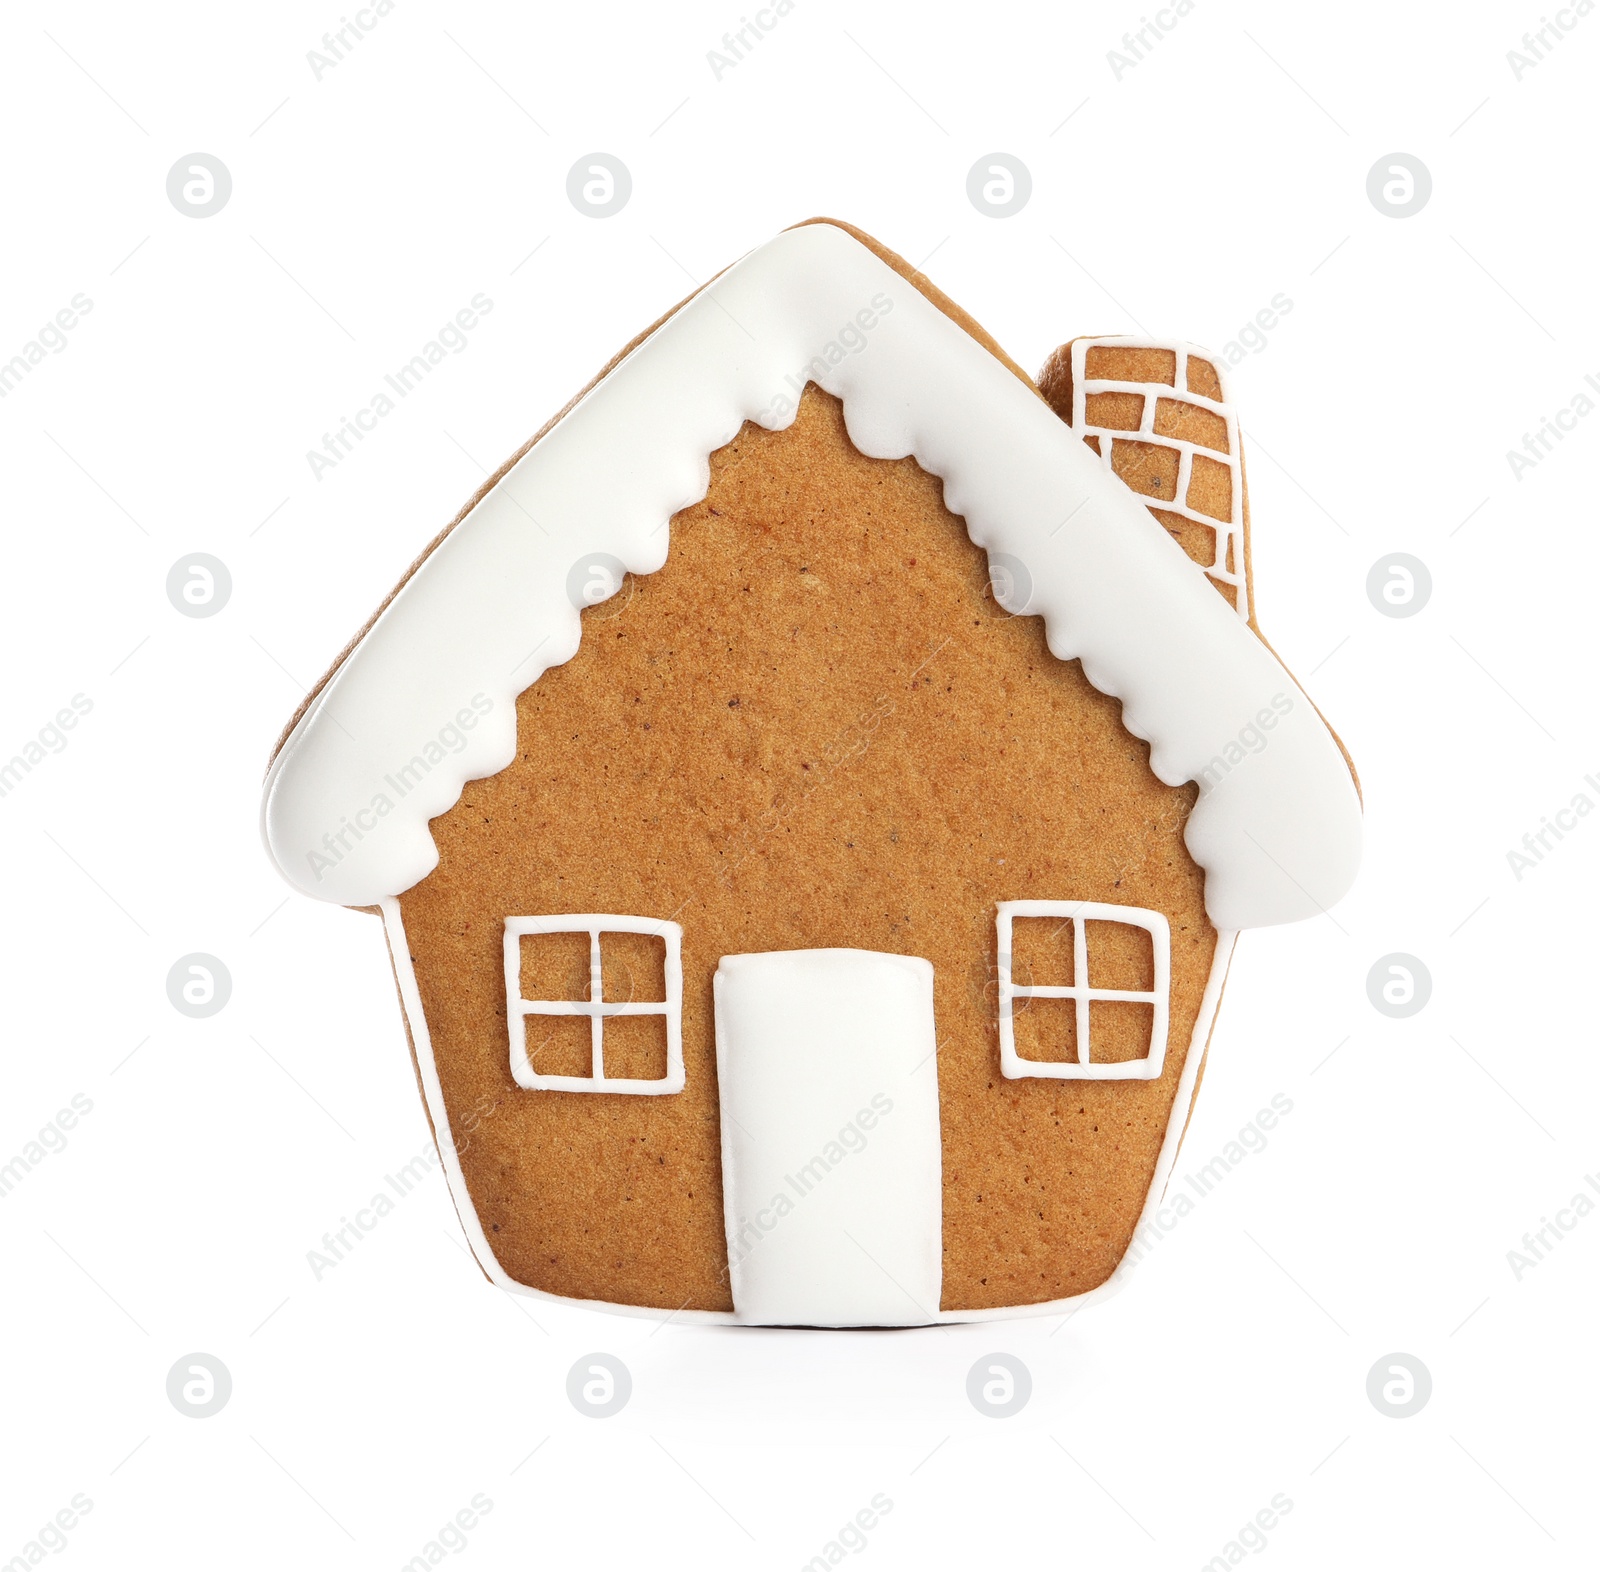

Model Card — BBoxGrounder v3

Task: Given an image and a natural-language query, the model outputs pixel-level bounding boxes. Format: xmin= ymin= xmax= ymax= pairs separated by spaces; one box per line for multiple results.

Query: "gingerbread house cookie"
xmin=261 ymin=219 xmax=1360 ymax=1327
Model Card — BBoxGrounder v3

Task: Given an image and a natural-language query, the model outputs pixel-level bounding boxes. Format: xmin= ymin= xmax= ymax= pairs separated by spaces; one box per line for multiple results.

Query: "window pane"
xmin=1088 ymin=1001 xmax=1157 ymax=1064
xmin=599 ymin=929 xmax=667 ymax=1003
xmin=1010 ymin=996 xmax=1080 ymax=1064
xmin=524 ymin=1014 xmax=593 ymax=1078
xmin=1009 ymin=916 xmax=1076 ymax=988
xmin=1084 ymin=920 xmax=1156 ymax=992
xmin=520 ymin=930 xmax=591 ymax=1001
xmin=603 ymin=1013 xmax=670 ymax=1081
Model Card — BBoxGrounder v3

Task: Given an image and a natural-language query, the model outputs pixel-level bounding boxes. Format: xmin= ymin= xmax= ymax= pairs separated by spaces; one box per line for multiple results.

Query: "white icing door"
xmin=713 ymin=949 xmax=944 ymax=1327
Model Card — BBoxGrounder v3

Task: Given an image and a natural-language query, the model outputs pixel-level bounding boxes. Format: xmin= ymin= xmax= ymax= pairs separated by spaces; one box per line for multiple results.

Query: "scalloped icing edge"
xmin=262 ymin=221 xmax=1359 ymax=930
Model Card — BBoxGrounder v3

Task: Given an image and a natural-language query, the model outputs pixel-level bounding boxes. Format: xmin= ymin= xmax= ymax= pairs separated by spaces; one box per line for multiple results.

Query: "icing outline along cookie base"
xmin=383 ymin=896 xmax=1239 ymax=1325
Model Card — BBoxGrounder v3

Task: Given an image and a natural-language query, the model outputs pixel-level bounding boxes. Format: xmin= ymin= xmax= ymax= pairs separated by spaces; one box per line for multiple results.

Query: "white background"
xmin=2 ymin=0 xmax=1596 ymax=1566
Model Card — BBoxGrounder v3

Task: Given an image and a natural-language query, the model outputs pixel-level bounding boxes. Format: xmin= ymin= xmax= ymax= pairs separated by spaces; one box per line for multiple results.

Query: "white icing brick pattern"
xmin=1068 ymin=336 xmax=1249 ymax=622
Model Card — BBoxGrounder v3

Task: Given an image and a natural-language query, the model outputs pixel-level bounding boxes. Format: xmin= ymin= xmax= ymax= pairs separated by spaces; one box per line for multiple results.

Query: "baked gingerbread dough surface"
xmin=266 ymin=219 xmax=1359 ymax=1322
xmin=400 ymin=383 xmax=1217 ymax=1313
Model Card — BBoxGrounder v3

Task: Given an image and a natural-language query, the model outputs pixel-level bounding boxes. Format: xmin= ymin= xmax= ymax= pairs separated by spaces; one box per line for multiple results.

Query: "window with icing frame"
xmin=503 ymin=915 xmax=684 ymax=1094
xmin=995 ymin=900 xmax=1171 ymax=1081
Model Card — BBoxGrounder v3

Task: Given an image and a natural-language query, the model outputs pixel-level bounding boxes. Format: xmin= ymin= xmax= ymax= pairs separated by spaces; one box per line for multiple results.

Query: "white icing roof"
xmin=261 ymin=222 xmax=1361 ymax=928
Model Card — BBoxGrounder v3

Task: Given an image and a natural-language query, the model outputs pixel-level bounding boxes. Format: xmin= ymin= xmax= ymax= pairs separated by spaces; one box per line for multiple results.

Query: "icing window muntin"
xmin=995 ymin=900 xmax=1171 ymax=1081
xmin=503 ymin=915 xmax=685 ymax=1095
